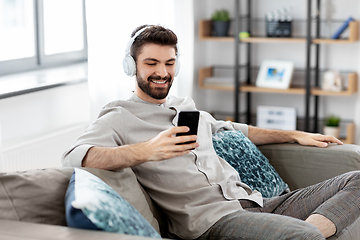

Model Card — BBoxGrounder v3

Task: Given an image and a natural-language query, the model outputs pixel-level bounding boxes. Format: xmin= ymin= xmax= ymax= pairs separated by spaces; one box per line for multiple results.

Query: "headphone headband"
xmin=124 ymin=26 xmax=150 ymax=56
xmin=122 ymin=26 xmax=180 ymax=77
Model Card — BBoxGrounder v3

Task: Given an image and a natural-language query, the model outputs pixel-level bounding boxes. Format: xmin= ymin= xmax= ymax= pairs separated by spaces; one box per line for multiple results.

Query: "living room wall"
xmin=192 ymin=0 xmax=360 ymax=144
xmin=0 ymin=83 xmax=90 ymax=146
xmin=1 ymin=0 xmax=359 ymax=172
xmin=85 ymin=0 xmax=194 ymax=120
xmin=0 ymin=82 xmax=91 ymax=171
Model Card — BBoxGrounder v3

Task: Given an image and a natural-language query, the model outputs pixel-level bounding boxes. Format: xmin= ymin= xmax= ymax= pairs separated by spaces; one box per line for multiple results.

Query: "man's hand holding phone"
xmin=144 ymin=126 xmax=199 ymax=162
xmin=141 ymin=111 xmax=200 ymax=163
xmin=176 ymin=111 xmax=200 ymax=149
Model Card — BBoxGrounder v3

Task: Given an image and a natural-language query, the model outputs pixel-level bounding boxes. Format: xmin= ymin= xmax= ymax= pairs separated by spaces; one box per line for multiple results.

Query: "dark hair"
xmin=130 ymin=25 xmax=178 ymax=62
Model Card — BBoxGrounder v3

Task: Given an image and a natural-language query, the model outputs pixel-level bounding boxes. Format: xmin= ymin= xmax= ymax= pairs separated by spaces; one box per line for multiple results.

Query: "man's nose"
xmin=156 ymin=64 xmax=168 ymax=78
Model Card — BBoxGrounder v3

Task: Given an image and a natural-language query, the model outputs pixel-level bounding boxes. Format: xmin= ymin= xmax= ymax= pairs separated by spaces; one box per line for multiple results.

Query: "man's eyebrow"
xmin=143 ymin=58 xmax=176 ymax=62
xmin=143 ymin=58 xmax=159 ymax=62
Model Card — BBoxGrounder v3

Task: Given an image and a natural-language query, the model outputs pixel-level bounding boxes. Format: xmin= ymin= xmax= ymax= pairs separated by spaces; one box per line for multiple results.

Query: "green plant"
xmin=211 ymin=9 xmax=230 ymax=22
xmin=324 ymin=115 xmax=341 ymax=127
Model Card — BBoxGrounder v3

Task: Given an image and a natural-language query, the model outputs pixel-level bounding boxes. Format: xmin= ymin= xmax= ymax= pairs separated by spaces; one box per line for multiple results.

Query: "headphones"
xmin=122 ymin=26 xmax=180 ymax=77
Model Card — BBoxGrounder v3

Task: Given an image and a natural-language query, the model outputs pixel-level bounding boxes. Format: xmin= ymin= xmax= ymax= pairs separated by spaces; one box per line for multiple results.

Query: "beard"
xmin=136 ymin=73 xmax=173 ymax=100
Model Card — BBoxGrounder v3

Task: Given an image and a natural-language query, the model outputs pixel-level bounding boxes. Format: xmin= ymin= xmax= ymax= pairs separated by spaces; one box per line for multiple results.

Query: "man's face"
xmin=134 ymin=43 xmax=177 ymax=104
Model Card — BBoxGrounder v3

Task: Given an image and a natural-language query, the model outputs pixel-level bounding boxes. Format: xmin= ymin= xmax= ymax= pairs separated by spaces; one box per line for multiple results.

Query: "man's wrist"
xmin=121 ymin=141 xmax=151 ymax=166
xmin=289 ymin=130 xmax=302 ymax=143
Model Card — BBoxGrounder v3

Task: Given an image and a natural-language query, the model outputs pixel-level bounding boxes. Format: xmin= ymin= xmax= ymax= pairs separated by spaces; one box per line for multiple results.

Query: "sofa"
xmin=0 ymin=142 xmax=360 ymax=240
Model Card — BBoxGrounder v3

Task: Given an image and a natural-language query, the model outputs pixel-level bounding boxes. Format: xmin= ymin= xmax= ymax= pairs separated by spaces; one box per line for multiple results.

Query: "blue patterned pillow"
xmin=65 ymin=168 xmax=161 ymax=238
xmin=212 ymin=130 xmax=289 ymax=198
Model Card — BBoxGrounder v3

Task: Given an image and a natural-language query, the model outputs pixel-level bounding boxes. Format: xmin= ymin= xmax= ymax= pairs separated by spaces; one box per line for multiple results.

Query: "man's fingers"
xmin=166 ymin=126 xmax=190 ymax=136
xmin=324 ymin=136 xmax=343 ymax=145
xmin=313 ymin=140 xmax=329 ymax=148
xmin=168 ymin=127 xmax=198 ymax=146
xmin=174 ymin=135 xmax=198 ymax=144
xmin=315 ymin=135 xmax=343 ymax=145
xmin=310 ymin=135 xmax=343 ymax=148
xmin=297 ymin=132 xmax=344 ymax=148
xmin=146 ymin=127 xmax=199 ymax=162
xmin=175 ymin=141 xmax=199 ymax=150
xmin=153 ymin=141 xmax=198 ymax=161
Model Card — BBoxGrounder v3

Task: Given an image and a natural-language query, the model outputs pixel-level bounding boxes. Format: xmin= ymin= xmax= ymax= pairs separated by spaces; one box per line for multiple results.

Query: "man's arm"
xmin=248 ymin=125 xmax=343 ymax=147
xmin=82 ymin=126 xmax=199 ymax=170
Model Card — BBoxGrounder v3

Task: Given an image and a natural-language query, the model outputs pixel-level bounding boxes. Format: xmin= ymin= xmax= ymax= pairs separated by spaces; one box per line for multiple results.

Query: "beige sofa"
xmin=0 ymin=143 xmax=360 ymax=240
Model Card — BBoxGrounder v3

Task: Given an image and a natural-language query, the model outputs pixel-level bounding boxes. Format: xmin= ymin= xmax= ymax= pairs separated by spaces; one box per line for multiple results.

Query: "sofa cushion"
xmin=259 ymin=143 xmax=360 ymax=191
xmin=0 ymin=167 xmax=159 ymax=232
xmin=212 ymin=130 xmax=289 ymax=198
xmin=0 ymin=168 xmax=74 ymax=226
xmin=65 ymin=168 xmax=161 ymax=238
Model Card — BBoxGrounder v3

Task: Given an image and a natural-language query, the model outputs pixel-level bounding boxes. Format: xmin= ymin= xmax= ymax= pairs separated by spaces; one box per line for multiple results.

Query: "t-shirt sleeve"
xmin=62 ymin=111 xmax=125 ymax=167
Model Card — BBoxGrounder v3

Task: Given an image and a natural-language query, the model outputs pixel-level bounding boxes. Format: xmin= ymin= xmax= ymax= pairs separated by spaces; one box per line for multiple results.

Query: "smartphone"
xmin=176 ymin=111 xmax=200 ymax=145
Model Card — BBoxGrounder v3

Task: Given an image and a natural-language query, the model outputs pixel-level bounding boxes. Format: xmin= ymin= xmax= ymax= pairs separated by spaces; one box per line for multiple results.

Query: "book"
xmin=332 ymin=17 xmax=354 ymax=39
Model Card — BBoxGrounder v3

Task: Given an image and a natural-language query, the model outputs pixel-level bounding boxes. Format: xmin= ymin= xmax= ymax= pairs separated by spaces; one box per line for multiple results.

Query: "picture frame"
xmin=256 ymin=60 xmax=294 ymax=89
xmin=322 ymin=70 xmax=343 ymax=92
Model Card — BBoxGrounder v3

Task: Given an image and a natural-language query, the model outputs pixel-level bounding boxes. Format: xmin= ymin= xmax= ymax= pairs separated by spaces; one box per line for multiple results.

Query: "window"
xmin=0 ymin=0 xmax=87 ymax=76
xmin=0 ymin=0 xmax=35 ymax=61
xmin=43 ymin=0 xmax=84 ymax=55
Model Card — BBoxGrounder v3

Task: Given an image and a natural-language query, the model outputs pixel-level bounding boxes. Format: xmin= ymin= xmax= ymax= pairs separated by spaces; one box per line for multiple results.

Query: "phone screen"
xmin=176 ymin=111 xmax=200 ymax=144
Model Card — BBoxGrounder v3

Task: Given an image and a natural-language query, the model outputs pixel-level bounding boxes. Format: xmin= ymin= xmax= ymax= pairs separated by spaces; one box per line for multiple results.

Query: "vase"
xmin=323 ymin=126 xmax=340 ymax=138
xmin=212 ymin=21 xmax=230 ymax=37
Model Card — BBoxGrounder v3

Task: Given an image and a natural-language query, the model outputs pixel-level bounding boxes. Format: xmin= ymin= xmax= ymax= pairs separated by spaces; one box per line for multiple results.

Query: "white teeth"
xmin=152 ymin=80 xmax=166 ymax=84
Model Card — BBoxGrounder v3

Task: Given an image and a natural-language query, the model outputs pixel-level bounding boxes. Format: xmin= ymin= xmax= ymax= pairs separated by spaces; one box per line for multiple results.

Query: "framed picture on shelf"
xmin=322 ymin=70 xmax=343 ymax=92
xmin=256 ymin=60 xmax=294 ymax=89
xmin=257 ymin=105 xmax=297 ymax=131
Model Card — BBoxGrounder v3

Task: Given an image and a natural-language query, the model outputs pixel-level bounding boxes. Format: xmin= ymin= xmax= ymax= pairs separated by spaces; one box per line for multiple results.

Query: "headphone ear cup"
xmin=175 ymin=58 xmax=180 ymax=77
xmin=123 ymin=56 xmax=136 ymax=76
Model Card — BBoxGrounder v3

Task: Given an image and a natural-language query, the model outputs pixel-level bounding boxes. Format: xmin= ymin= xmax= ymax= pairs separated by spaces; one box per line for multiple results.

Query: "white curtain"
xmin=85 ymin=0 xmax=194 ymax=120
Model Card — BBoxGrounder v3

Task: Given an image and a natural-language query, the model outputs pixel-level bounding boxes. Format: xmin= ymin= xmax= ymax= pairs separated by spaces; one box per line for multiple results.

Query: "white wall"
xmin=193 ymin=0 xmax=360 ymax=144
xmin=0 ymin=0 xmax=194 ymax=171
xmin=0 ymin=0 xmax=358 ymax=171
xmin=86 ymin=0 xmax=194 ymax=120
xmin=86 ymin=0 xmax=176 ymax=119
xmin=0 ymin=82 xmax=91 ymax=148
xmin=0 ymin=82 xmax=91 ymax=172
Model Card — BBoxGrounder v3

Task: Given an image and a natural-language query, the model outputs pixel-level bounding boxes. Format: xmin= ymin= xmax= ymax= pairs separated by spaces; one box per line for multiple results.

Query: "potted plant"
xmin=211 ymin=9 xmax=230 ymax=37
xmin=323 ymin=115 xmax=341 ymax=138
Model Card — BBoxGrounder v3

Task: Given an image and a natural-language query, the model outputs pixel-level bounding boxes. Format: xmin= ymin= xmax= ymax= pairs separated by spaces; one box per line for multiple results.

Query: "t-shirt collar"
xmin=129 ymin=94 xmax=168 ymax=107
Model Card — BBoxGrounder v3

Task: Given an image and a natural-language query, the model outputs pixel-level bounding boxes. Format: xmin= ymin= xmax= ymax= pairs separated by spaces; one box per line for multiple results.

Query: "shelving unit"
xmin=198 ymin=1 xmax=359 ymax=144
xmin=342 ymin=123 xmax=355 ymax=144
xmin=199 ymin=20 xmax=359 ymax=44
xmin=199 ymin=67 xmax=358 ymax=96
xmin=199 ymin=20 xmax=234 ymax=41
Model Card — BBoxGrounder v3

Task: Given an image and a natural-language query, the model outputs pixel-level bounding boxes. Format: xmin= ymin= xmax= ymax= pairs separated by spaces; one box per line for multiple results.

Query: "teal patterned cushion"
xmin=65 ymin=168 xmax=161 ymax=238
xmin=212 ymin=130 xmax=289 ymax=198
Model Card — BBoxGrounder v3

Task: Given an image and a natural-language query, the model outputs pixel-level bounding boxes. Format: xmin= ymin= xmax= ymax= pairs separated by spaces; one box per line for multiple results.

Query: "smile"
xmin=151 ymin=80 xmax=167 ymax=84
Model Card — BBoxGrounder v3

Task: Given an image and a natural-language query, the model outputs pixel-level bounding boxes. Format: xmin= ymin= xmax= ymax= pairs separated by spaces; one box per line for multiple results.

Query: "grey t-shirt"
xmin=62 ymin=94 xmax=263 ymax=239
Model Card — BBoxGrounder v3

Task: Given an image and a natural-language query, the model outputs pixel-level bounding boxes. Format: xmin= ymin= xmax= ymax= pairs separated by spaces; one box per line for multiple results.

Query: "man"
xmin=62 ymin=25 xmax=360 ymax=240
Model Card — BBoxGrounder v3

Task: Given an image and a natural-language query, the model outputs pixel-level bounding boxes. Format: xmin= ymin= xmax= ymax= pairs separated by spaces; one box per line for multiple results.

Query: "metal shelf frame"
xmin=234 ymin=0 xmax=324 ymax=132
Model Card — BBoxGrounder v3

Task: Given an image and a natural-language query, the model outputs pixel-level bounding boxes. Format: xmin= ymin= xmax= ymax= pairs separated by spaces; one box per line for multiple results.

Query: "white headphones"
xmin=122 ymin=26 xmax=180 ymax=77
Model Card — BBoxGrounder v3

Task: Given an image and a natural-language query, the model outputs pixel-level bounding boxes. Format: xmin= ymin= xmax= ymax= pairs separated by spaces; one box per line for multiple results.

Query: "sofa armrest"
xmin=0 ymin=219 xmax=161 ymax=240
xmin=258 ymin=143 xmax=360 ymax=190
